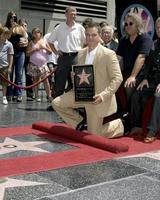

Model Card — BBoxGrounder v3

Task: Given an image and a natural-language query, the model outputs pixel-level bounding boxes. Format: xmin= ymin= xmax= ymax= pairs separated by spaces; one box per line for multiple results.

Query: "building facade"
xmin=0 ymin=0 xmax=115 ymax=34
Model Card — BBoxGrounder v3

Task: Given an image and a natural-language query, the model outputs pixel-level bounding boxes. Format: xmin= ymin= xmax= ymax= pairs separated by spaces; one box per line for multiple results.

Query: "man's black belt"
xmin=62 ymin=52 xmax=78 ymax=56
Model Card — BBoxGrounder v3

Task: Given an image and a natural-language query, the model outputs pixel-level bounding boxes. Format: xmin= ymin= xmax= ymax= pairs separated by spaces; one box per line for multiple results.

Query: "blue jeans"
xmin=147 ymin=93 xmax=160 ymax=135
xmin=7 ymin=51 xmax=25 ymax=97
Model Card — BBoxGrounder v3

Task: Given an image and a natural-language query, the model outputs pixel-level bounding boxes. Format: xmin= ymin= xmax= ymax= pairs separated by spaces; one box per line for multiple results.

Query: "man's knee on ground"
xmin=103 ymin=119 xmax=124 ymax=138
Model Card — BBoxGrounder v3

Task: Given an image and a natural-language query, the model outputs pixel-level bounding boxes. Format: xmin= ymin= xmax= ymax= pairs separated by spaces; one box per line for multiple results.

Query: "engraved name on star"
xmin=77 ymin=69 xmax=91 ymax=85
xmin=0 ymin=177 xmax=47 ymax=200
xmin=0 ymin=137 xmax=50 ymax=155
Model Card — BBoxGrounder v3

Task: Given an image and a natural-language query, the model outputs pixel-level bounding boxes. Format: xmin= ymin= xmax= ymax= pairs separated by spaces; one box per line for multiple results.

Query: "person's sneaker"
xmin=26 ymin=96 xmax=34 ymax=101
xmin=17 ymin=96 xmax=22 ymax=102
xmin=2 ymin=96 xmax=8 ymax=105
xmin=7 ymin=96 xmax=12 ymax=102
xmin=36 ymin=97 xmax=41 ymax=102
xmin=12 ymin=96 xmax=17 ymax=102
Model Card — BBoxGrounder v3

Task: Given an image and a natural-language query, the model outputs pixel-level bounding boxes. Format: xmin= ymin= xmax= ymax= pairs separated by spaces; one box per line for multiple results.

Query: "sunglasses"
xmin=124 ymin=22 xmax=134 ymax=27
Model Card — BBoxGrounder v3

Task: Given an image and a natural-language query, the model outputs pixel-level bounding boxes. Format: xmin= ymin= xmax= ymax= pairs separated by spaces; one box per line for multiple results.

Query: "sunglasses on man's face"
xmin=124 ymin=22 xmax=134 ymax=27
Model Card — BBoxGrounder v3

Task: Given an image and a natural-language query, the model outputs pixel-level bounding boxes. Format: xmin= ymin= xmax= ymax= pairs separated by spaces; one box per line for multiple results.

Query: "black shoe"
xmin=46 ymin=105 xmax=54 ymax=111
xmin=121 ymin=112 xmax=131 ymax=136
xmin=7 ymin=96 xmax=12 ymax=102
xmin=76 ymin=119 xmax=87 ymax=131
xmin=26 ymin=94 xmax=34 ymax=101
xmin=26 ymin=96 xmax=34 ymax=101
xmin=12 ymin=96 xmax=17 ymax=102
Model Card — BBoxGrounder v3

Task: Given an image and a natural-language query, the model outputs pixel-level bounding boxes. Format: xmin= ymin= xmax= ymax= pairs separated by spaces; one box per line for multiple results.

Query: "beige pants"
xmin=52 ymin=91 xmax=124 ymax=138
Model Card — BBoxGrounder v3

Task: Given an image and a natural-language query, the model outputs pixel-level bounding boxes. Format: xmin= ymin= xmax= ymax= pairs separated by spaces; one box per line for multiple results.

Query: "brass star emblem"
xmin=77 ymin=69 xmax=91 ymax=85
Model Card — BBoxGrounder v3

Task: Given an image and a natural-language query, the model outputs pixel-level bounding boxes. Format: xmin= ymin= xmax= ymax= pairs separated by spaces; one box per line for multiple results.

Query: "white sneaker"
xmin=36 ymin=97 xmax=41 ymax=102
xmin=2 ymin=96 xmax=8 ymax=105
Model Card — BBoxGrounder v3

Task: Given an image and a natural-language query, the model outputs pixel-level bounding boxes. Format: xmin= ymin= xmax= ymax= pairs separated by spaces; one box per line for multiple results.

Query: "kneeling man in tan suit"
xmin=52 ymin=22 xmax=124 ymax=138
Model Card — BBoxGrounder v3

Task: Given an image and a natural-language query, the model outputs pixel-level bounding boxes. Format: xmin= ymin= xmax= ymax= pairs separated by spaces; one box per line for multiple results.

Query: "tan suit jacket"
xmin=77 ymin=43 xmax=123 ymax=118
xmin=53 ymin=43 xmax=124 ymax=137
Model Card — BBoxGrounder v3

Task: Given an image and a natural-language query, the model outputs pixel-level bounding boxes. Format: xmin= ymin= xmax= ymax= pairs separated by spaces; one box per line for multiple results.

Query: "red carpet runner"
xmin=0 ymin=122 xmax=160 ymax=177
xmin=32 ymin=122 xmax=129 ymax=153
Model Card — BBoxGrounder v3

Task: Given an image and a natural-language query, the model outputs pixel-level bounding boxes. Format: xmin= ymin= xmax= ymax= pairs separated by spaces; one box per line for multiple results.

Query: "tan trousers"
xmin=52 ymin=91 xmax=124 ymax=138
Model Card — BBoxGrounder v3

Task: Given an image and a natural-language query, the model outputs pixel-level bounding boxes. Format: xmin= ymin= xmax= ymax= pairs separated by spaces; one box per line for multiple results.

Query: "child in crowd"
xmin=0 ymin=26 xmax=14 ymax=105
xmin=26 ymin=27 xmax=52 ymax=102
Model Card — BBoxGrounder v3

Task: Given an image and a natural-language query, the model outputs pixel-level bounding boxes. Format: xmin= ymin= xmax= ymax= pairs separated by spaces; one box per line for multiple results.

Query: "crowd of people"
xmin=0 ymin=7 xmax=160 ymax=143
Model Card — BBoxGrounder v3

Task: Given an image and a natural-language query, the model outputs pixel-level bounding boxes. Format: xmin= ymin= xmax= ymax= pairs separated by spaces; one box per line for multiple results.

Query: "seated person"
xmin=131 ymin=17 xmax=160 ymax=133
xmin=117 ymin=13 xmax=152 ymax=113
xmin=144 ymin=87 xmax=160 ymax=143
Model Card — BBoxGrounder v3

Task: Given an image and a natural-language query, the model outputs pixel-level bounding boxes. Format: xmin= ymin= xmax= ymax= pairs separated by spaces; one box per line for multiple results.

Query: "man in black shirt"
xmin=131 ymin=17 xmax=160 ymax=141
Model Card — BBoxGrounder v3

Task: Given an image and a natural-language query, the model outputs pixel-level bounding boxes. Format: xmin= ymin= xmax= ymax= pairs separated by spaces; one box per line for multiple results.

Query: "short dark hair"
xmin=85 ymin=22 xmax=101 ymax=34
xmin=99 ymin=21 xmax=108 ymax=28
xmin=82 ymin=17 xmax=93 ymax=28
